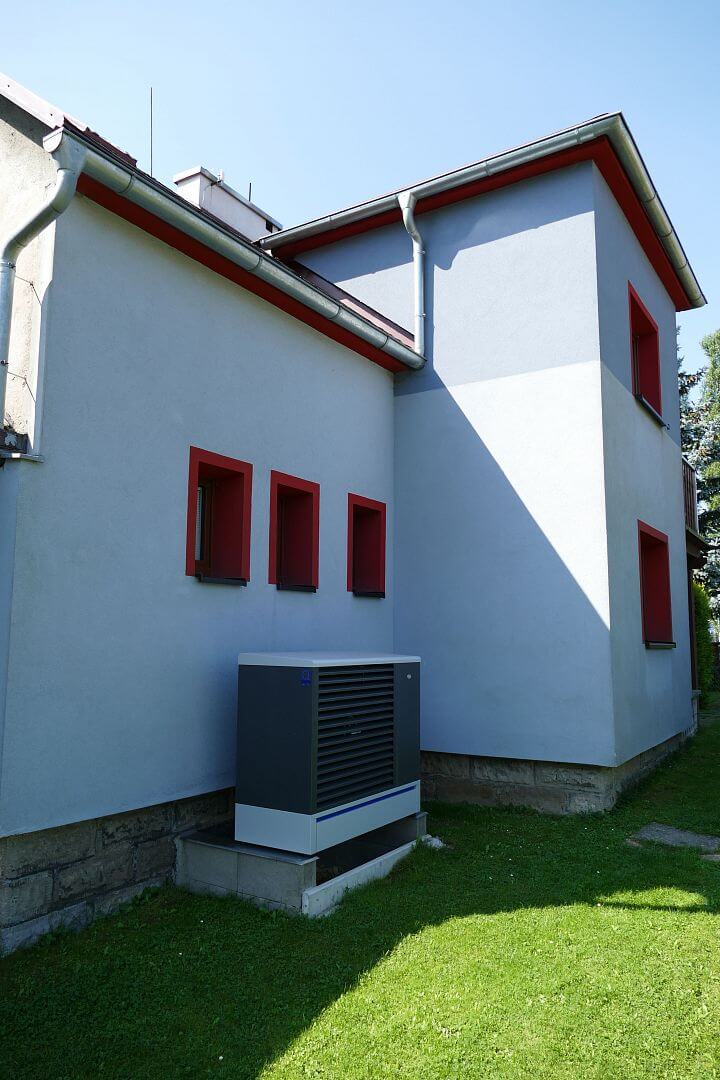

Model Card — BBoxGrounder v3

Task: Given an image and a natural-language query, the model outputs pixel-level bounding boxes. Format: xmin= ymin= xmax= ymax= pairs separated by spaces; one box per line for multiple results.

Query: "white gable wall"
xmin=0 ymin=193 xmax=395 ymax=837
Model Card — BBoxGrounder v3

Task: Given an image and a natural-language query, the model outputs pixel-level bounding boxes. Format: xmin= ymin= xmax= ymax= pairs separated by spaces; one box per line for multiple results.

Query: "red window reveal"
xmin=347 ymin=494 xmax=386 ymax=597
xmin=269 ymin=471 xmax=320 ymax=591
xmin=638 ymin=520 xmax=673 ymax=646
xmin=629 ymin=283 xmax=662 ymax=418
xmin=185 ymin=447 xmax=252 ymax=583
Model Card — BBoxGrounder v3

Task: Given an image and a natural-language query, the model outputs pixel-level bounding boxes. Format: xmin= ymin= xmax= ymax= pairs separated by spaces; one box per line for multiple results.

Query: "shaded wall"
xmin=305 ymin=165 xmax=619 ymax=764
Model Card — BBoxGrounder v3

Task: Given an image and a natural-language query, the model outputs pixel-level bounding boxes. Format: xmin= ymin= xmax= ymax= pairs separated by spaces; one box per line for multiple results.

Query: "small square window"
xmin=629 ymin=284 xmax=662 ymax=418
xmin=638 ymin=520 xmax=673 ymax=646
xmin=269 ymin=471 xmax=319 ymax=591
xmin=347 ymin=494 xmax=386 ymax=597
xmin=186 ymin=447 xmax=252 ymax=584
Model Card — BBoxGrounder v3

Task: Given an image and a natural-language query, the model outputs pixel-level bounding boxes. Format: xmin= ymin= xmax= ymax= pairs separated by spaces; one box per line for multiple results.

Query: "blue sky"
xmin=3 ymin=0 xmax=718 ymax=372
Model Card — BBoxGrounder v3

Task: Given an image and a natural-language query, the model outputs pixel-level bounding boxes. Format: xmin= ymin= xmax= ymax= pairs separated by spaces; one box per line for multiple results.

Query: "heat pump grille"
xmin=316 ymin=665 xmax=395 ymax=810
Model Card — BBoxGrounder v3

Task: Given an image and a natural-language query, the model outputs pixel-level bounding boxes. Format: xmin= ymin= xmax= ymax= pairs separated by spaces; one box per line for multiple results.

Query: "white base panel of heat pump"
xmin=235 ymin=781 xmax=421 ymax=855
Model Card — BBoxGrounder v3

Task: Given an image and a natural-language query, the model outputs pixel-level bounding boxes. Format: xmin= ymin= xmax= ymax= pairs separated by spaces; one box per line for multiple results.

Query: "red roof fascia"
xmin=275 ymin=137 xmax=691 ymax=311
xmin=75 ymin=174 xmax=408 ymax=373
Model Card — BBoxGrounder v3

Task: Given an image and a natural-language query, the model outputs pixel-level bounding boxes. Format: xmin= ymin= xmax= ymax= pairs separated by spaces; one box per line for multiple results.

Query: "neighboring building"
xmin=0 ymin=75 xmax=706 ymax=952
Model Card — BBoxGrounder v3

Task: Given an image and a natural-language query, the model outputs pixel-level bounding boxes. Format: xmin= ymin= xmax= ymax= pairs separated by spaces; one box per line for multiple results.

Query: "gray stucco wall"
xmin=0 ymin=193 xmax=395 ymax=837
xmin=593 ymin=168 xmax=693 ymax=762
xmin=0 ymin=101 xmax=58 ymax=834
xmin=304 ymin=160 xmax=693 ymax=768
xmin=306 ymin=165 xmax=619 ymax=765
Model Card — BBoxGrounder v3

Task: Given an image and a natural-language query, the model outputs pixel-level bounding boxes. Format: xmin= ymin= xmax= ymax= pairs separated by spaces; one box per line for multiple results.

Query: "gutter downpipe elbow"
xmin=0 ymin=130 xmax=86 ymax=431
xmin=397 ymin=190 xmax=425 ymax=358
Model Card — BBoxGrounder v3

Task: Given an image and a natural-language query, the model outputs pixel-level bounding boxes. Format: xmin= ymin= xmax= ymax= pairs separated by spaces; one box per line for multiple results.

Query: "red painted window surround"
xmin=268 ymin=471 xmax=320 ymax=590
xmin=347 ymin=494 xmax=387 ymax=597
xmin=185 ymin=447 xmax=252 ymax=582
xmin=629 ymin=284 xmax=662 ymax=418
xmin=638 ymin=520 xmax=673 ymax=645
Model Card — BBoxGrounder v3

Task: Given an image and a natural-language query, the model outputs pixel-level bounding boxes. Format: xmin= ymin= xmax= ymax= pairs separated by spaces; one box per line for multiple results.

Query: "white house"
xmin=0 ymin=75 xmax=706 ymax=952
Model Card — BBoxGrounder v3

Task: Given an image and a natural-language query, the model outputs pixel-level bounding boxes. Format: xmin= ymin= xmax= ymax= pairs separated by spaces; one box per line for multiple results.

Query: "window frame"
xmin=628 ymin=282 xmax=663 ymax=422
xmin=637 ymin=519 xmax=674 ymax=648
xmin=268 ymin=470 xmax=320 ymax=591
xmin=347 ymin=493 xmax=387 ymax=598
xmin=185 ymin=446 xmax=253 ymax=584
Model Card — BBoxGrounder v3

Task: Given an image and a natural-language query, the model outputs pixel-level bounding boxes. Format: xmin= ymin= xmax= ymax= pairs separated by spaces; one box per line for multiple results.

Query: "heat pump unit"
xmin=235 ymin=652 xmax=421 ymax=854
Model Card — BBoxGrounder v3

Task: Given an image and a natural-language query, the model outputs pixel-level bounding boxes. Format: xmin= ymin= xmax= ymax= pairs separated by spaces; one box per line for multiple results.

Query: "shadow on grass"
xmin=2 ymin=707 xmax=720 ymax=1079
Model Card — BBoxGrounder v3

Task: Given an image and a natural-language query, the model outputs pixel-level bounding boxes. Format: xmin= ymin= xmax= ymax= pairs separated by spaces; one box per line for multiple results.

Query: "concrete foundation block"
xmin=0 ymin=871 xmax=53 ymax=927
xmin=93 ymin=877 xmax=166 ymax=918
xmin=423 ymin=751 xmax=470 ymax=778
xmin=471 ymin=758 xmax=535 ymax=785
xmin=174 ymin=790 xmax=234 ymax=832
xmin=564 ymin=790 xmax=616 ymax=814
xmin=0 ymin=787 xmax=234 ymax=956
xmin=49 ymin=901 xmax=91 ymax=934
xmin=0 ymin=820 xmax=98 ymax=878
xmin=101 ymin=805 xmax=173 ymax=847
xmin=421 ymin=727 xmax=693 ymax=816
xmin=1 ymin=912 xmax=51 ymax=954
xmin=534 ymin=763 xmax=610 ymax=792
xmin=135 ymin=836 xmax=176 ymax=879
xmin=54 ymin=844 xmax=134 ymax=905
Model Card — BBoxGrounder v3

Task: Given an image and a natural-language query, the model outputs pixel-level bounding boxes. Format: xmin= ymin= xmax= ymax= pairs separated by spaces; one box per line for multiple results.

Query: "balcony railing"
xmin=683 ymin=458 xmax=699 ymax=535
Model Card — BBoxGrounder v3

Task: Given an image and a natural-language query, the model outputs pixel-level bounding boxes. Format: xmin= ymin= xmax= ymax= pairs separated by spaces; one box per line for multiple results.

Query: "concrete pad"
xmin=630 ymin=822 xmax=720 ymax=852
xmin=176 ymin=813 xmax=427 ymax=916
xmin=302 ymin=840 xmax=417 ymax=917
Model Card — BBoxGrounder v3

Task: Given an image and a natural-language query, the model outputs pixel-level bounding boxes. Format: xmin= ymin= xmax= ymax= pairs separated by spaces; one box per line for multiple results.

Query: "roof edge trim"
xmin=260 ymin=114 xmax=705 ymax=311
xmin=46 ymin=127 xmax=424 ymax=373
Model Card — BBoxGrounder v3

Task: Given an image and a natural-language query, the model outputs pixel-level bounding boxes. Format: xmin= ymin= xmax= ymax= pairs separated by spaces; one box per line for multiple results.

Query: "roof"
xmin=260 ymin=113 xmax=705 ymax=312
xmin=0 ymin=72 xmax=418 ymax=372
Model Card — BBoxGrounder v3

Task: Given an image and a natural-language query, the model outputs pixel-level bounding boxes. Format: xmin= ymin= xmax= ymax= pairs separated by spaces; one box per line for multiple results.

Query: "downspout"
xmin=0 ymin=132 xmax=86 ymax=434
xmin=397 ymin=191 xmax=425 ymax=357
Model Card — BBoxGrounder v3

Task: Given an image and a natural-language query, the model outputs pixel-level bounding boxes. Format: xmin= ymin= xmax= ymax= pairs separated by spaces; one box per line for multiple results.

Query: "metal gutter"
xmin=0 ymin=135 xmax=87 ymax=432
xmin=49 ymin=128 xmax=424 ymax=370
xmin=397 ymin=191 xmax=426 ymax=355
xmin=260 ymin=113 xmax=705 ymax=310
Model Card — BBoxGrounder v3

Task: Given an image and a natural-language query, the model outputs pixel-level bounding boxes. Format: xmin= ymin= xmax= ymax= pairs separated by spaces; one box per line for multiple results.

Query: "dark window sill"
xmin=196 ymin=575 xmax=248 ymax=586
xmin=644 ymin=640 xmax=676 ymax=650
xmin=635 ymin=394 xmax=667 ymax=428
xmin=276 ymin=583 xmax=317 ymax=593
xmin=352 ymin=589 xmax=386 ymax=598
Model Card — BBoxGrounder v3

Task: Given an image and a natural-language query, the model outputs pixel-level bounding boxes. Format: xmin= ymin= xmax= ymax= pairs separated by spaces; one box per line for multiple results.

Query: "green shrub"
xmin=693 ymin=579 xmax=715 ymax=706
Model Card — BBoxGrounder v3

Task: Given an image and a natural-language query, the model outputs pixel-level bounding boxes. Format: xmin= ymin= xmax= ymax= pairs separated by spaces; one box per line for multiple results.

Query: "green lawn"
xmin=3 ymin=707 xmax=720 ymax=1080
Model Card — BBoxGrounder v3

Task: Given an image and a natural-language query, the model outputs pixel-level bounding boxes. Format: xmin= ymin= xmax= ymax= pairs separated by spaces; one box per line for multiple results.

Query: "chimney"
xmin=172 ymin=166 xmax=282 ymax=242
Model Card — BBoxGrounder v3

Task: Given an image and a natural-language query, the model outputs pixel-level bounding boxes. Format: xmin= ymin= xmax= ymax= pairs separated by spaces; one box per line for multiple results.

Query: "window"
xmin=269 ymin=471 xmax=319 ymax=591
xmin=638 ymin=521 xmax=674 ymax=647
xmin=629 ymin=283 xmax=662 ymax=419
xmin=185 ymin=447 xmax=252 ymax=584
xmin=347 ymin=494 xmax=386 ymax=597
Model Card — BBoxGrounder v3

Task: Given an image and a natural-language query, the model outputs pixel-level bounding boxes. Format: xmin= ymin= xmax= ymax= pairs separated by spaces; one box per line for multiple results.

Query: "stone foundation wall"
xmin=422 ymin=727 xmax=694 ymax=814
xmin=0 ymin=788 xmax=233 ymax=955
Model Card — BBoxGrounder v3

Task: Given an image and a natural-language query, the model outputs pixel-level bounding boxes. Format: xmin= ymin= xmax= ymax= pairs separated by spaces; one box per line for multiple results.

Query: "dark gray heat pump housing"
xmin=235 ymin=652 xmax=421 ymax=854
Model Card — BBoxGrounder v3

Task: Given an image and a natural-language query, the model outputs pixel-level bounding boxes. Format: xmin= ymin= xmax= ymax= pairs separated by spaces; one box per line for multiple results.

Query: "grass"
xmin=3 ymin=706 xmax=720 ymax=1079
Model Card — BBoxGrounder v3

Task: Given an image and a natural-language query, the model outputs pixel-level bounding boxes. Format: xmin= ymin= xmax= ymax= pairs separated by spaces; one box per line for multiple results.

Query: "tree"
xmin=680 ymin=329 xmax=720 ymax=631
xmin=693 ymin=580 xmax=715 ymax=705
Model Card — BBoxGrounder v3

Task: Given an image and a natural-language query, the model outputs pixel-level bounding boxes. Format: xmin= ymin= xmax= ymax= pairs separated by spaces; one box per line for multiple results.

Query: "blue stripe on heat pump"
xmin=316 ymin=784 xmax=418 ymax=823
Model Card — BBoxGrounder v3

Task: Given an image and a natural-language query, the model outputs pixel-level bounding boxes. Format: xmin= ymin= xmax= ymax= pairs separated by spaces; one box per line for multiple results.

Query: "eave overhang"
xmin=260 ymin=113 xmax=705 ymax=314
